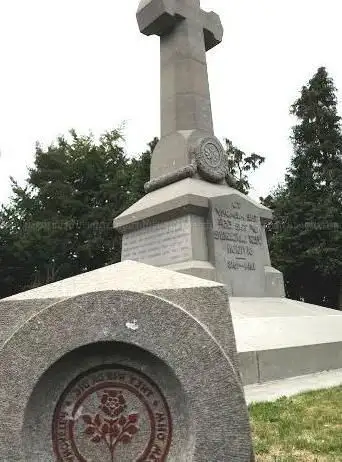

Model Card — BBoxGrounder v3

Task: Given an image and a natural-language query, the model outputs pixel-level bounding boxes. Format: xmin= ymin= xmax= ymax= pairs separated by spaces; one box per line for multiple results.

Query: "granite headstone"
xmin=0 ymin=261 xmax=255 ymax=461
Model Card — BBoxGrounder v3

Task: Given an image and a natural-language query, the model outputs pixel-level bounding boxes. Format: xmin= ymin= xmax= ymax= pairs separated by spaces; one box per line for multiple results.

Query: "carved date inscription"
xmin=213 ymin=202 xmax=262 ymax=272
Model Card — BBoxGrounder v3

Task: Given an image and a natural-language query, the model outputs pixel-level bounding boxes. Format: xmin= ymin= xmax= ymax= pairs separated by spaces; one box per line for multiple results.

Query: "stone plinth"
xmin=0 ymin=261 xmax=254 ymax=461
xmin=231 ymin=296 xmax=342 ymax=385
xmin=209 ymin=194 xmax=285 ymax=297
xmin=114 ymin=177 xmax=285 ymax=297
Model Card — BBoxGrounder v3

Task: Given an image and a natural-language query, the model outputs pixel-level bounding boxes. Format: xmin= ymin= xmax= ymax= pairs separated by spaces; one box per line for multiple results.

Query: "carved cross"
xmin=137 ymin=0 xmax=223 ymax=138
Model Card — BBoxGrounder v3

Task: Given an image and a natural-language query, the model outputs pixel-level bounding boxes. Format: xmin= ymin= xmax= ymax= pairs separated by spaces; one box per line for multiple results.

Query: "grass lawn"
xmin=249 ymin=386 xmax=342 ymax=462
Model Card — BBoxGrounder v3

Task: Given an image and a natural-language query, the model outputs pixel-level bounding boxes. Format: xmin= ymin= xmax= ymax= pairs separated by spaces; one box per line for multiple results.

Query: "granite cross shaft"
xmin=137 ymin=0 xmax=224 ymax=182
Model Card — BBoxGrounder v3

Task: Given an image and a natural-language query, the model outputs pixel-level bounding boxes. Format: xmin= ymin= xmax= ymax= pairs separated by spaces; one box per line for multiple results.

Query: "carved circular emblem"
xmin=52 ymin=366 xmax=172 ymax=462
xmin=195 ymin=137 xmax=228 ymax=182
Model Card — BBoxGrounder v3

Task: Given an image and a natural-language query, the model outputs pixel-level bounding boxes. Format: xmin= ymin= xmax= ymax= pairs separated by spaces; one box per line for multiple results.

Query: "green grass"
xmin=249 ymin=386 xmax=342 ymax=462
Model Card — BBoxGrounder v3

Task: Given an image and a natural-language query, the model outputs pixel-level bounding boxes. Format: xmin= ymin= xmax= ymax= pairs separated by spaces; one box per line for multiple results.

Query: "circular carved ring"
xmin=52 ymin=365 xmax=172 ymax=462
xmin=194 ymin=137 xmax=228 ymax=183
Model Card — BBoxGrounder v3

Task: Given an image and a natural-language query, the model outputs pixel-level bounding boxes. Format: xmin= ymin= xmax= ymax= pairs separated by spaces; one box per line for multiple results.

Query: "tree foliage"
xmin=263 ymin=67 xmax=342 ymax=309
xmin=224 ymin=139 xmax=265 ymax=194
xmin=0 ymin=129 xmax=262 ymax=299
xmin=128 ymin=137 xmax=158 ymax=203
xmin=0 ymin=129 xmax=155 ymax=298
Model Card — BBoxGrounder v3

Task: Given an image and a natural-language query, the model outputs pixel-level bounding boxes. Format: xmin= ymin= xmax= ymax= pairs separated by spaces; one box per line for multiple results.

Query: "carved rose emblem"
xmin=100 ymin=389 xmax=127 ymax=418
xmin=82 ymin=389 xmax=139 ymax=461
xmin=204 ymin=143 xmax=221 ymax=167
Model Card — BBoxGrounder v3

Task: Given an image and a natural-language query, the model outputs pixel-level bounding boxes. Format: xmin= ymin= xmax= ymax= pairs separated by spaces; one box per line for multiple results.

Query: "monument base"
xmin=114 ymin=177 xmax=285 ymax=298
xmin=231 ymin=296 xmax=342 ymax=385
xmin=3 ymin=262 xmax=342 ymax=392
xmin=165 ymin=259 xmax=217 ymax=282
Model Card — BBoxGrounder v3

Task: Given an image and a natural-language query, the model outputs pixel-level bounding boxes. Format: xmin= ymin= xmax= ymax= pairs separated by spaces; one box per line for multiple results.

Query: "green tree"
xmin=0 ymin=129 xmax=144 ymax=298
xmin=0 ymin=129 xmax=264 ymax=299
xmin=224 ymin=139 xmax=265 ymax=194
xmin=128 ymin=136 xmax=262 ymax=196
xmin=263 ymin=67 xmax=342 ymax=309
xmin=128 ymin=137 xmax=158 ymax=202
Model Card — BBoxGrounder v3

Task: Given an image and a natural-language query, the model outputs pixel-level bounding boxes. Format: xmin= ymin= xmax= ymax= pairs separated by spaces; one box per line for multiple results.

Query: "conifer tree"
xmin=265 ymin=68 xmax=342 ymax=308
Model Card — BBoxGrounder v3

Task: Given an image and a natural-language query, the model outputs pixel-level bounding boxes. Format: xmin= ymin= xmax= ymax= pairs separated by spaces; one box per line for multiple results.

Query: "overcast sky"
xmin=0 ymin=0 xmax=341 ymax=205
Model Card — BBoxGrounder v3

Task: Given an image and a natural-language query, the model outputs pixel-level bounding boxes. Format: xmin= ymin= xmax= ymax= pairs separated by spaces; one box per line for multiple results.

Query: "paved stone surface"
xmin=230 ymin=297 xmax=342 ymax=385
xmin=231 ymin=298 xmax=342 ymax=351
xmin=231 ymin=296 xmax=342 ymax=318
xmin=244 ymin=369 xmax=342 ymax=404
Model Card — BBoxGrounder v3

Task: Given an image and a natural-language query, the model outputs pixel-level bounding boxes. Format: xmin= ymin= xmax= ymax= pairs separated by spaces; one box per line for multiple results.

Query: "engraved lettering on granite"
xmin=248 ymin=235 xmax=262 ymax=246
xmin=227 ymin=260 xmax=256 ymax=271
xmin=53 ymin=366 xmax=172 ymax=462
xmin=226 ymin=245 xmax=254 ymax=257
xmin=213 ymin=202 xmax=264 ymax=272
xmin=122 ymin=216 xmax=192 ymax=266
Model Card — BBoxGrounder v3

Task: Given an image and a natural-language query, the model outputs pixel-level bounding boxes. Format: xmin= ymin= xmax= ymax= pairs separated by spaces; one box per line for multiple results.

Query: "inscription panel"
xmin=210 ymin=196 xmax=267 ymax=296
xmin=122 ymin=216 xmax=192 ymax=266
xmin=53 ymin=366 xmax=172 ymax=462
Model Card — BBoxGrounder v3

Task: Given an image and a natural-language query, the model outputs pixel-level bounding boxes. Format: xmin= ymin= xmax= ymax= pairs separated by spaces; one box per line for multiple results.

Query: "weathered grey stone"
xmin=245 ymin=369 xmax=342 ymax=404
xmin=257 ymin=342 xmax=342 ymax=383
xmin=193 ymin=136 xmax=229 ymax=183
xmin=137 ymin=0 xmax=225 ymax=182
xmin=208 ymin=194 xmax=285 ymax=297
xmin=231 ymin=296 xmax=342 ymax=384
xmin=115 ymin=179 xmax=284 ymax=297
xmin=126 ymin=0 xmax=285 ymax=298
xmin=0 ymin=298 xmax=61 ymax=347
xmin=238 ymin=352 xmax=259 ymax=386
xmin=0 ymin=261 xmax=254 ymax=461
xmin=137 ymin=1 xmax=223 ymax=51
xmin=137 ymin=0 xmax=179 ymax=37
xmin=144 ymin=163 xmax=197 ymax=193
xmin=121 ymin=214 xmax=209 ymax=268
xmin=164 ymin=260 xmax=217 ymax=283
xmin=114 ymin=177 xmax=271 ymax=232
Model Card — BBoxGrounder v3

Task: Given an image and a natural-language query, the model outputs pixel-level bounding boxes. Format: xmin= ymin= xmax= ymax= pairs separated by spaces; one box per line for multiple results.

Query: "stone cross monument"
xmin=114 ymin=0 xmax=285 ymax=298
xmin=137 ymin=0 xmax=233 ymax=189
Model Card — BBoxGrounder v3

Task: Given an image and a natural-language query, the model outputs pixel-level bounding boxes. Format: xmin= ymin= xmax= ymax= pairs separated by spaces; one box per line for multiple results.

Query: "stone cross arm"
xmin=137 ymin=0 xmax=223 ymax=51
xmin=137 ymin=0 xmax=225 ymax=180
